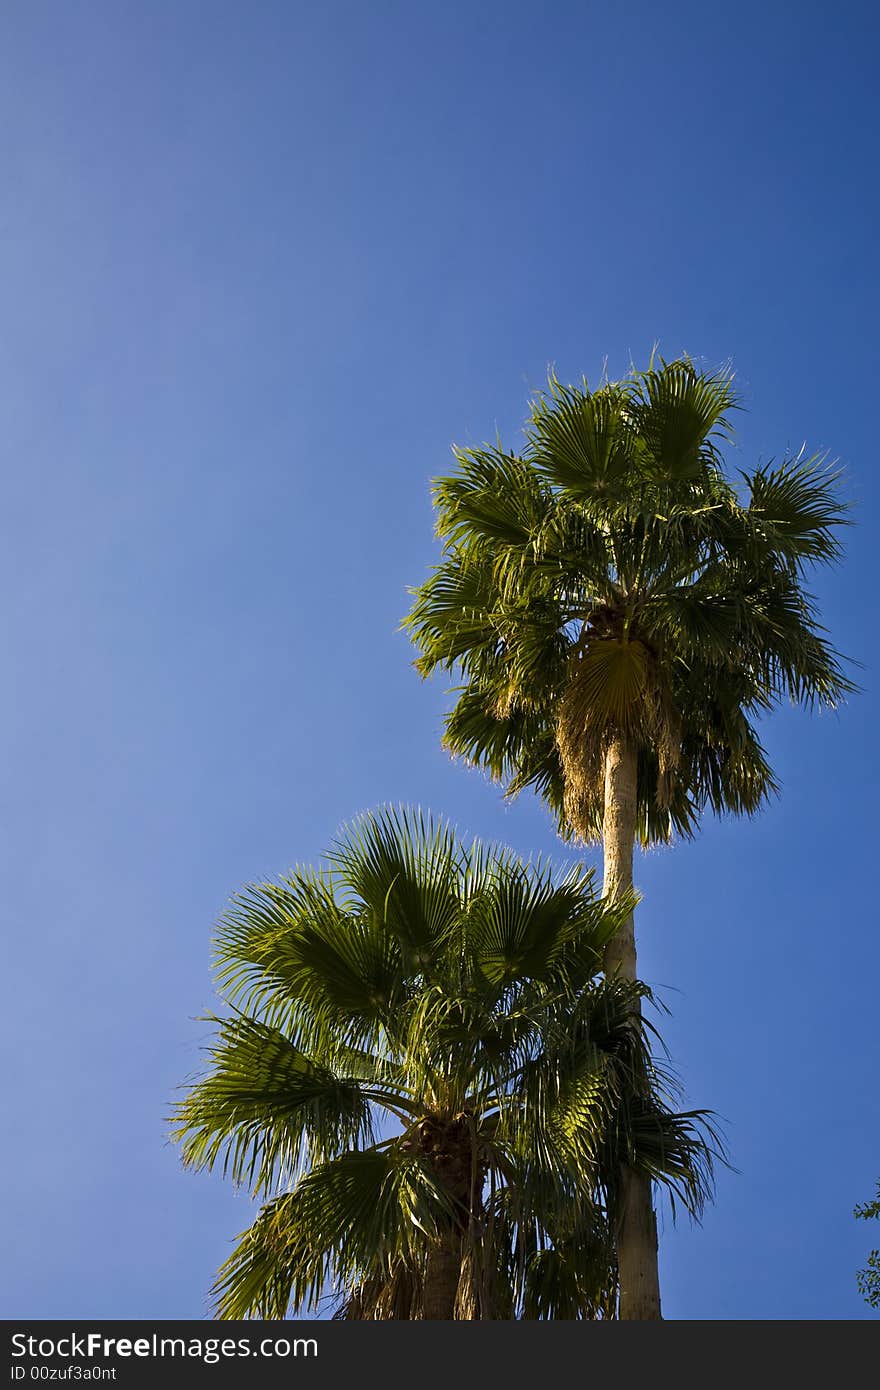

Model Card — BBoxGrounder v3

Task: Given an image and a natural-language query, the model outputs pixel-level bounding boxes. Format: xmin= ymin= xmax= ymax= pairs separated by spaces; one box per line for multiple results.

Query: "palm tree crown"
xmin=405 ymin=358 xmax=853 ymax=844
xmin=172 ymin=808 xmax=716 ymax=1319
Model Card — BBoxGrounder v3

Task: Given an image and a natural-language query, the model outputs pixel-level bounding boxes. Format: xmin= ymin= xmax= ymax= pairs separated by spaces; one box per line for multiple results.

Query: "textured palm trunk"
xmin=602 ymin=736 xmax=662 ymax=1321
xmin=423 ymin=1234 xmax=461 ymax=1319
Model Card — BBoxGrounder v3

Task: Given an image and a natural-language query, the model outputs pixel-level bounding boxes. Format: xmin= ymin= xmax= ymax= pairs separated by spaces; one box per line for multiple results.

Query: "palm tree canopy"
xmin=405 ymin=358 xmax=854 ymax=843
xmin=172 ymin=808 xmax=717 ymax=1318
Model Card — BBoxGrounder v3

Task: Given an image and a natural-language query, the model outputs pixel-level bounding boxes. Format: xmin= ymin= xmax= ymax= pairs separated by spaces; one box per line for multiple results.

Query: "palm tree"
xmin=404 ymin=357 xmax=852 ymax=1317
xmin=172 ymin=807 xmax=716 ymax=1319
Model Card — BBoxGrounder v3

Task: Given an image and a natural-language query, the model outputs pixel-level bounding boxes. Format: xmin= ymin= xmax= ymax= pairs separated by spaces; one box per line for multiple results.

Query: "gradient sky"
xmin=2 ymin=1 xmax=877 ymax=1321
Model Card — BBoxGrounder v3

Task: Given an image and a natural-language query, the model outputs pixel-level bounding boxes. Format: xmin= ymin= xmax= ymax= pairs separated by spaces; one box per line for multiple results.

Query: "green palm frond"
xmin=172 ymin=1015 xmax=373 ymax=1194
xmin=433 ymin=446 xmax=554 ymax=552
xmin=499 ymin=978 xmax=647 ymax=1201
xmin=527 ymin=377 xmax=635 ymax=501
xmin=212 ymin=1148 xmax=454 ymax=1319
xmin=215 ymin=874 xmax=407 ymax=1053
xmin=613 ymin=1104 xmax=721 ymax=1220
xmin=463 ymin=858 xmax=609 ymax=988
xmin=626 ymin=356 xmax=739 ymax=480
xmin=442 ymin=685 xmax=565 ymax=807
xmin=327 ymin=807 xmax=463 ymax=972
xmin=407 ymin=557 xmax=504 ymax=677
xmin=745 ymin=452 xmax=850 ymax=570
xmin=521 ymin=1219 xmax=617 ymax=1319
xmin=484 ymin=1171 xmax=617 ymax=1319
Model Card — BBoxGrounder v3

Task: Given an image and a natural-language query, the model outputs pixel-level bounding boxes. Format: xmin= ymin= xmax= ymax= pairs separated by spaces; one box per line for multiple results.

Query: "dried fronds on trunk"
xmin=336 ymin=1264 xmax=423 ymax=1320
xmin=556 ymin=636 xmax=682 ymax=843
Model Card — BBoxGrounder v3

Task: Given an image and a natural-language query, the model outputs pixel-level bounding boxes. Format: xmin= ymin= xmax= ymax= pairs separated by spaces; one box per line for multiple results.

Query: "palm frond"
xmin=627 ymin=356 xmax=739 ymax=480
xmin=212 ymin=1147 xmax=454 ymax=1319
xmin=215 ymin=875 xmax=408 ymax=1053
xmin=527 ymin=377 xmax=635 ymax=502
xmin=171 ymin=1015 xmax=373 ymax=1194
xmin=433 ymin=445 xmax=554 ymax=553
xmin=745 ymin=451 xmax=851 ymax=570
xmin=328 ymin=807 xmax=464 ymax=971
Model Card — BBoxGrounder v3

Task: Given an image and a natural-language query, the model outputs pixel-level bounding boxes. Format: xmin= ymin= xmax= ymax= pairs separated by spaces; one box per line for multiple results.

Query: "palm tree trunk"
xmin=423 ymin=1234 xmax=461 ymax=1319
xmin=602 ymin=735 xmax=662 ymax=1321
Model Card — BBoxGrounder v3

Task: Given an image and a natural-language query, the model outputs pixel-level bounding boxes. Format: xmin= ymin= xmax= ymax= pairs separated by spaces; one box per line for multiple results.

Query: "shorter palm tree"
xmin=172 ymin=808 xmax=718 ymax=1318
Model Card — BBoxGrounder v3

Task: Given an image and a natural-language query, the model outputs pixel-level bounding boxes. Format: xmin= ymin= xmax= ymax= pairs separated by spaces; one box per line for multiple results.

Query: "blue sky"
xmin=1 ymin=0 xmax=877 ymax=1320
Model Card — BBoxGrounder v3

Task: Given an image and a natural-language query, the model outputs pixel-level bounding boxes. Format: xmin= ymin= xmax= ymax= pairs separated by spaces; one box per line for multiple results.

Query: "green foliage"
xmin=855 ymin=1179 xmax=880 ymax=1309
xmin=172 ymin=807 xmax=720 ymax=1318
xmin=405 ymin=357 xmax=853 ymax=844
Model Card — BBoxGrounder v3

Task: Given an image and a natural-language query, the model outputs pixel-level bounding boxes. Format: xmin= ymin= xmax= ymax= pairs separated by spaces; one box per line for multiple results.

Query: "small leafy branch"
xmin=855 ymin=1179 xmax=880 ymax=1309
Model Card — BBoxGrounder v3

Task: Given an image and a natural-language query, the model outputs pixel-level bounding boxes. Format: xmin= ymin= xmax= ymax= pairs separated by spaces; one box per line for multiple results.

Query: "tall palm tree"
xmin=172 ymin=808 xmax=716 ymax=1319
xmin=404 ymin=357 xmax=852 ymax=1317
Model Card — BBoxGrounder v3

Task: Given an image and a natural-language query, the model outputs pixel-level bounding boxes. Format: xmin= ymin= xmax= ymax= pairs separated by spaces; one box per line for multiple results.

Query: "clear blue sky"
xmin=1 ymin=0 xmax=877 ymax=1321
